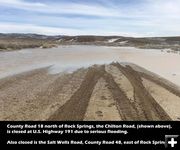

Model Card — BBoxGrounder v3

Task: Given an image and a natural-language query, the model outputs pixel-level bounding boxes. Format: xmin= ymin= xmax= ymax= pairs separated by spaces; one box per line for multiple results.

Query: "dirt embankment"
xmin=1 ymin=63 xmax=180 ymax=121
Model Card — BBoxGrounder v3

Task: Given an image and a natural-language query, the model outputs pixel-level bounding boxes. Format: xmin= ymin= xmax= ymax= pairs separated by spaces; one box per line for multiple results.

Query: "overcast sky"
xmin=0 ymin=0 xmax=180 ymax=37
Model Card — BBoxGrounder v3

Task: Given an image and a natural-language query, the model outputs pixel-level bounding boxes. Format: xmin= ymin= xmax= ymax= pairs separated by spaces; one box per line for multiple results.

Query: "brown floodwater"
xmin=0 ymin=45 xmax=180 ymax=86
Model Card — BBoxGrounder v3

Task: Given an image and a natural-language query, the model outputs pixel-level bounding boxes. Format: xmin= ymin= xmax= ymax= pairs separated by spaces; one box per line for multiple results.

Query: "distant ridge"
xmin=0 ymin=33 xmax=180 ymax=51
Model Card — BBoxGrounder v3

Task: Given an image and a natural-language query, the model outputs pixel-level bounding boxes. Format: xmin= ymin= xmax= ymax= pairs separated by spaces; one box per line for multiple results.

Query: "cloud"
xmin=0 ymin=22 xmax=143 ymax=37
xmin=0 ymin=22 xmax=83 ymax=35
xmin=0 ymin=0 xmax=180 ymax=36
xmin=0 ymin=0 xmax=45 ymax=8
xmin=0 ymin=0 xmax=120 ymax=17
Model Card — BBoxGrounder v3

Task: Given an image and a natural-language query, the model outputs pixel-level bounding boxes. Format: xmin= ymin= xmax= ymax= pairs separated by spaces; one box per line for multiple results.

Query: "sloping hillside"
xmin=0 ymin=34 xmax=180 ymax=51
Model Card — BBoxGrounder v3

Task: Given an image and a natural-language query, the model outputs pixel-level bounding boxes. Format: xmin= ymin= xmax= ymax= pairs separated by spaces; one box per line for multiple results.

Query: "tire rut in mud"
xmin=47 ymin=66 xmax=104 ymax=121
xmin=1 ymin=63 xmax=177 ymax=121
xmin=140 ymin=72 xmax=180 ymax=97
xmin=113 ymin=63 xmax=171 ymax=121
xmin=102 ymin=69 xmax=139 ymax=120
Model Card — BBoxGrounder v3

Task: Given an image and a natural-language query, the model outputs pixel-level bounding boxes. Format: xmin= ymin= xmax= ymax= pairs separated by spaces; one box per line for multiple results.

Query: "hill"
xmin=0 ymin=33 xmax=180 ymax=51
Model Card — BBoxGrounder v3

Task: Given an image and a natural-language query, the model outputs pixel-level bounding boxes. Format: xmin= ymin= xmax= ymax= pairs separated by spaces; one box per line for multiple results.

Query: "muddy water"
xmin=0 ymin=45 xmax=180 ymax=86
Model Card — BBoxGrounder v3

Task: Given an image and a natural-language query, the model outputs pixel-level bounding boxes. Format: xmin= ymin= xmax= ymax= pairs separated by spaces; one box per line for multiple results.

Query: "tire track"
xmin=1 ymin=68 xmax=87 ymax=121
xmin=102 ymin=69 xmax=139 ymax=121
xmin=83 ymin=78 xmax=121 ymax=121
xmin=1 ymin=62 xmax=175 ymax=121
xmin=114 ymin=63 xmax=171 ymax=121
xmin=47 ymin=66 xmax=104 ymax=121
xmin=139 ymin=72 xmax=180 ymax=97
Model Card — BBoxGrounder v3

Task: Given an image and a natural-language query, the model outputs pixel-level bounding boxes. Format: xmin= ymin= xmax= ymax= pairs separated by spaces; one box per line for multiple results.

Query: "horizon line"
xmin=1 ymin=32 xmax=180 ymax=38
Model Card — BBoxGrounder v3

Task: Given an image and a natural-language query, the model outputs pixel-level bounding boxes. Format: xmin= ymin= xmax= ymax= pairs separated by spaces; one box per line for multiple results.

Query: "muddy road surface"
xmin=1 ymin=63 xmax=180 ymax=121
